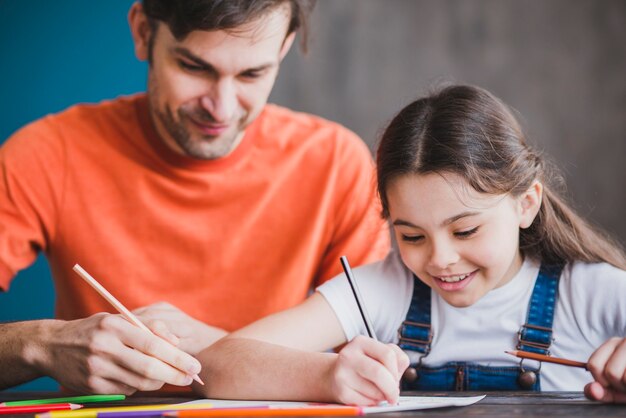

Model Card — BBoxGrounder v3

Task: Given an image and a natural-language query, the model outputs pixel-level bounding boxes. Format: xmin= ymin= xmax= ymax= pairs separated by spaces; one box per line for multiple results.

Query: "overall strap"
xmin=517 ymin=264 xmax=563 ymax=354
xmin=398 ymin=276 xmax=432 ymax=355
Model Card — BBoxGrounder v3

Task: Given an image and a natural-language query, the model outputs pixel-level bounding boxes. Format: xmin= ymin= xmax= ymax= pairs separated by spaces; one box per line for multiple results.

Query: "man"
xmin=0 ymin=1 xmax=389 ymax=394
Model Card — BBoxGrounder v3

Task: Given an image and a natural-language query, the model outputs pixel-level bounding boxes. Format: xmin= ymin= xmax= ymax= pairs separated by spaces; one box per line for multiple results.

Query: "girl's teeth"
xmin=438 ymin=273 xmax=470 ymax=283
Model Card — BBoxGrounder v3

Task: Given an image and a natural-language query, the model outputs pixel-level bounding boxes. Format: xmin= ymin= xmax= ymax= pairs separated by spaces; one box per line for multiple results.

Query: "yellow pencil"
xmin=36 ymin=403 xmax=214 ymax=418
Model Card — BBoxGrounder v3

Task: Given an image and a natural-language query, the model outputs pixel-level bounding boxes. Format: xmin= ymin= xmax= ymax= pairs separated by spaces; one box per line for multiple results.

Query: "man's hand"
xmin=13 ymin=313 xmax=201 ymax=394
xmin=327 ymin=336 xmax=409 ymax=406
xmin=134 ymin=302 xmax=227 ymax=355
xmin=585 ymin=337 xmax=626 ymax=403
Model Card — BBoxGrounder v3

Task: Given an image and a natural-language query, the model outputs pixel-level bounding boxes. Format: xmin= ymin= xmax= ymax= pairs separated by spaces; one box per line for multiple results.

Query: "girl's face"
xmin=387 ymin=172 xmax=541 ymax=308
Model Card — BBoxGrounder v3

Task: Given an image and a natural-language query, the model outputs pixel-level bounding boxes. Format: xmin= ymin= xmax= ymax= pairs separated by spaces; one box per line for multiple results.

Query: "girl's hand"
xmin=329 ymin=335 xmax=409 ymax=406
xmin=585 ymin=337 xmax=626 ymax=403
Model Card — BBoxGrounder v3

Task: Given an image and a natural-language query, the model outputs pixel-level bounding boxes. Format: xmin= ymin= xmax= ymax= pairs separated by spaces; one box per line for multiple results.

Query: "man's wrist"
xmin=19 ymin=319 xmax=64 ymax=374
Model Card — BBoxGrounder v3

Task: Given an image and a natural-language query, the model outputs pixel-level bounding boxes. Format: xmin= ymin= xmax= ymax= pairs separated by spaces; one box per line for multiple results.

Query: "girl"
xmin=193 ymin=85 xmax=626 ymax=405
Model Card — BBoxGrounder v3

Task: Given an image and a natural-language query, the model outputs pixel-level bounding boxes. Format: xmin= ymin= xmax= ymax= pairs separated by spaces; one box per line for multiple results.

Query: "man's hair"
xmin=142 ymin=0 xmax=315 ymax=49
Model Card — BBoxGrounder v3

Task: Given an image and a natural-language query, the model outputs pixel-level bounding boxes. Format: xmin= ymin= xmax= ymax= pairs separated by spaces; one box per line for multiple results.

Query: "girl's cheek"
xmin=398 ymin=246 xmax=427 ymax=274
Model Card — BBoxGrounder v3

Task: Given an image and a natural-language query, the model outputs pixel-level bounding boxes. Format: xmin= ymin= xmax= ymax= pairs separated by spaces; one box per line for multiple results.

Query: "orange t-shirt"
xmin=0 ymin=94 xmax=390 ymax=330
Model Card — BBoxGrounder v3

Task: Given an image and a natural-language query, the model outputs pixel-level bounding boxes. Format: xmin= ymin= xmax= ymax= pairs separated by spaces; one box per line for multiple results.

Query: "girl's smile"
xmin=432 ymin=269 xmax=478 ymax=291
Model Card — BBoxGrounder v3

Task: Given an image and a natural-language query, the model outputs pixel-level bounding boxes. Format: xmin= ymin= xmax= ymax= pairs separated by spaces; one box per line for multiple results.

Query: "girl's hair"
xmin=376 ymin=84 xmax=626 ymax=269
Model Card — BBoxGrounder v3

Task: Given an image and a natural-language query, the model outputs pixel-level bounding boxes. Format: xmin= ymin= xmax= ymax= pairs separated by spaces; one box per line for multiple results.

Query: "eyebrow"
xmin=392 ymin=211 xmax=481 ymax=228
xmin=172 ymin=47 xmax=275 ymax=73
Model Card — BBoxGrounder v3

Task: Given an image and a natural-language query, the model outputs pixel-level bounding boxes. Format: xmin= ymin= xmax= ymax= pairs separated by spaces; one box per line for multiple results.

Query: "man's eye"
xmin=454 ymin=227 xmax=479 ymax=238
xmin=178 ymin=61 xmax=203 ymax=71
xmin=240 ymin=70 xmax=263 ymax=79
xmin=401 ymin=235 xmax=424 ymax=243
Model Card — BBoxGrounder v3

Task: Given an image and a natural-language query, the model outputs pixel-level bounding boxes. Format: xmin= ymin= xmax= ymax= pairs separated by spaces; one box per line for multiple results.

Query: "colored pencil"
xmin=37 ymin=403 xmax=213 ymax=418
xmin=72 ymin=264 xmax=204 ymax=385
xmin=1 ymin=395 xmax=125 ymax=407
xmin=340 ymin=256 xmax=378 ymax=341
xmin=0 ymin=403 xmax=82 ymax=415
xmin=505 ymin=350 xmax=588 ymax=369
xmin=165 ymin=406 xmax=362 ymax=417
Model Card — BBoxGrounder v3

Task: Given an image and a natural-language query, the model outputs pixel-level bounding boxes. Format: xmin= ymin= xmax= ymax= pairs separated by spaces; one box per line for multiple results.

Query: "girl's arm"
xmin=193 ymin=292 xmax=408 ymax=405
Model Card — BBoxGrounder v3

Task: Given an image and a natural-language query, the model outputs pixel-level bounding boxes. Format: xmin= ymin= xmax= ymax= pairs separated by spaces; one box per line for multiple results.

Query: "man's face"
xmin=142 ymin=7 xmax=292 ymax=160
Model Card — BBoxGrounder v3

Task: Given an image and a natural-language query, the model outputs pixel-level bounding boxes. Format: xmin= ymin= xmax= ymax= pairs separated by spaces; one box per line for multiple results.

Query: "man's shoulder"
xmin=257 ymin=104 xmax=369 ymax=155
xmin=3 ymin=94 xmax=145 ymax=160
xmin=12 ymin=94 xmax=143 ymax=136
xmin=260 ymin=104 xmax=360 ymax=140
xmin=47 ymin=93 xmax=144 ymax=126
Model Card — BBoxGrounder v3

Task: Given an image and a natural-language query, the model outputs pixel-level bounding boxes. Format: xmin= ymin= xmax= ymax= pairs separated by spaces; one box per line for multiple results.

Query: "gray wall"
xmin=271 ymin=0 xmax=626 ymax=245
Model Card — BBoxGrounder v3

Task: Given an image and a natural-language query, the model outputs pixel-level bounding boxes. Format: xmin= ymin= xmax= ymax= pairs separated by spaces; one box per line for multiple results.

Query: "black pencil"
xmin=340 ymin=255 xmax=378 ymax=340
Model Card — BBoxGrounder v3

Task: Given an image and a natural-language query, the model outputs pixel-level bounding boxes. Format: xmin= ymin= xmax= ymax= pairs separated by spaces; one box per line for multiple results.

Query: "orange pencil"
xmin=505 ymin=350 xmax=588 ymax=369
xmin=165 ymin=407 xmax=362 ymax=417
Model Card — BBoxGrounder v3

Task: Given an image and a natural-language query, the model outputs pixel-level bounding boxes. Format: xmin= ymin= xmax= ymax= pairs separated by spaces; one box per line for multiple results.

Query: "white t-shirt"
xmin=317 ymin=251 xmax=626 ymax=391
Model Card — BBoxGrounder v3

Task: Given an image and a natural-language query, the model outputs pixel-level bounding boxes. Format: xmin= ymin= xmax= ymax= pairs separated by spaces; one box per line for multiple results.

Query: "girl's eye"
xmin=454 ymin=227 xmax=479 ymax=238
xmin=401 ymin=234 xmax=424 ymax=243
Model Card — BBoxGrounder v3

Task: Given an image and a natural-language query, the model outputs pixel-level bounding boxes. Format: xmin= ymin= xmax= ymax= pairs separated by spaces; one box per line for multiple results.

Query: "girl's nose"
xmin=428 ymin=239 xmax=460 ymax=270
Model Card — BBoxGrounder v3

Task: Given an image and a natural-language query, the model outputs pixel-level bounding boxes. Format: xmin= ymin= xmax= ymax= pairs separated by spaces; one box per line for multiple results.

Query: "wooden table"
xmin=1 ymin=391 xmax=625 ymax=417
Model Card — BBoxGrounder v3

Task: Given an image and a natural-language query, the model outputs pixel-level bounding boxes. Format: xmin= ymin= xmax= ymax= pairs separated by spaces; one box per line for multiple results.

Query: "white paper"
xmin=362 ymin=395 xmax=485 ymax=413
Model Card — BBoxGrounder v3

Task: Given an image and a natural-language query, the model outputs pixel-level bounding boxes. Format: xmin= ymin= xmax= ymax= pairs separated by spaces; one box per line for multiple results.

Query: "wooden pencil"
xmin=505 ymin=350 xmax=587 ymax=369
xmin=72 ymin=264 xmax=204 ymax=385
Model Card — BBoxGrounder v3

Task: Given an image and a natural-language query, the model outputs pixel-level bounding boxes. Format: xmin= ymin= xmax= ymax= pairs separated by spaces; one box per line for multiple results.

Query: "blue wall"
xmin=0 ymin=0 xmax=145 ymax=391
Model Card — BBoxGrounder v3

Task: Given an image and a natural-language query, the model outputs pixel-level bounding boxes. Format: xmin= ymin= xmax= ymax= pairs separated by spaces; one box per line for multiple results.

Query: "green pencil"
xmin=1 ymin=395 xmax=126 ymax=407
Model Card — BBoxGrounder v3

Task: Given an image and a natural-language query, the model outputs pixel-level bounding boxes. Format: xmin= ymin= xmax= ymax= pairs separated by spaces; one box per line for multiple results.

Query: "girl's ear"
xmin=519 ymin=180 xmax=543 ymax=229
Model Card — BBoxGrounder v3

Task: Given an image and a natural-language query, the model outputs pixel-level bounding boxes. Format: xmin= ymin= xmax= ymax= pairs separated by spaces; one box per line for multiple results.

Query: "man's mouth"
xmin=189 ymin=118 xmax=229 ymax=136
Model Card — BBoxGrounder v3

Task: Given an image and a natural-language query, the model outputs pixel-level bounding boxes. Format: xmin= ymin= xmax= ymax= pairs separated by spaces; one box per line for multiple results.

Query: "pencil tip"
xmin=193 ymin=374 xmax=205 ymax=386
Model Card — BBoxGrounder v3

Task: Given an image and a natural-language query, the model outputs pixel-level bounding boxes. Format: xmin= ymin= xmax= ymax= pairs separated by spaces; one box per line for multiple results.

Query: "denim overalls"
xmin=398 ymin=264 xmax=562 ymax=391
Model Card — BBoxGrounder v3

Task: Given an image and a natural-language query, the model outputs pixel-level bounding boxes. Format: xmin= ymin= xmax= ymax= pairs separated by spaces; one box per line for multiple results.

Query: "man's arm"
xmin=0 ymin=314 xmax=201 ymax=393
xmin=0 ymin=320 xmax=52 ymax=388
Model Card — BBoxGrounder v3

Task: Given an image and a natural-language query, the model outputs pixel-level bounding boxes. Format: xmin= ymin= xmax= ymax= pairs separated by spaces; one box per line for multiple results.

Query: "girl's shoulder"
xmin=320 ymin=250 xmax=414 ymax=295
xmin=562 ymin=261 xmax=626 ymax=287
xmin=556 ymin=261 xmax=626 ymax=339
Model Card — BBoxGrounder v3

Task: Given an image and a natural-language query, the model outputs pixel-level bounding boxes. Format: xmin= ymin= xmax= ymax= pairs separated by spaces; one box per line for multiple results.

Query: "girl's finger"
xmin=588 ymin=338 xmax=621 ymax=387
xmin=354 ymin=355 xmax=400 ymax=404
xmin=388 ymin=344 xmax=410 ymax=380
xmin=603 ymin=339 xmax=626 ymax=391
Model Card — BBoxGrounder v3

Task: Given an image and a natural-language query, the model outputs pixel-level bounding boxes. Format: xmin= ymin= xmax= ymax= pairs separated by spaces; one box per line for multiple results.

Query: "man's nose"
xmin=199 ymin=79 xmax=237 ymax=123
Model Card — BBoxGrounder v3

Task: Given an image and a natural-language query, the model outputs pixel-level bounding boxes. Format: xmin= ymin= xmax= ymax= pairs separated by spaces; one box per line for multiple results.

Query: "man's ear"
xmin=519 ymin=180 xmax=543 ymax=229
xmin=279 ymin=32 xmax=296 ymax=61
xmin=128 ymin=1 xmax=153 ymax=61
